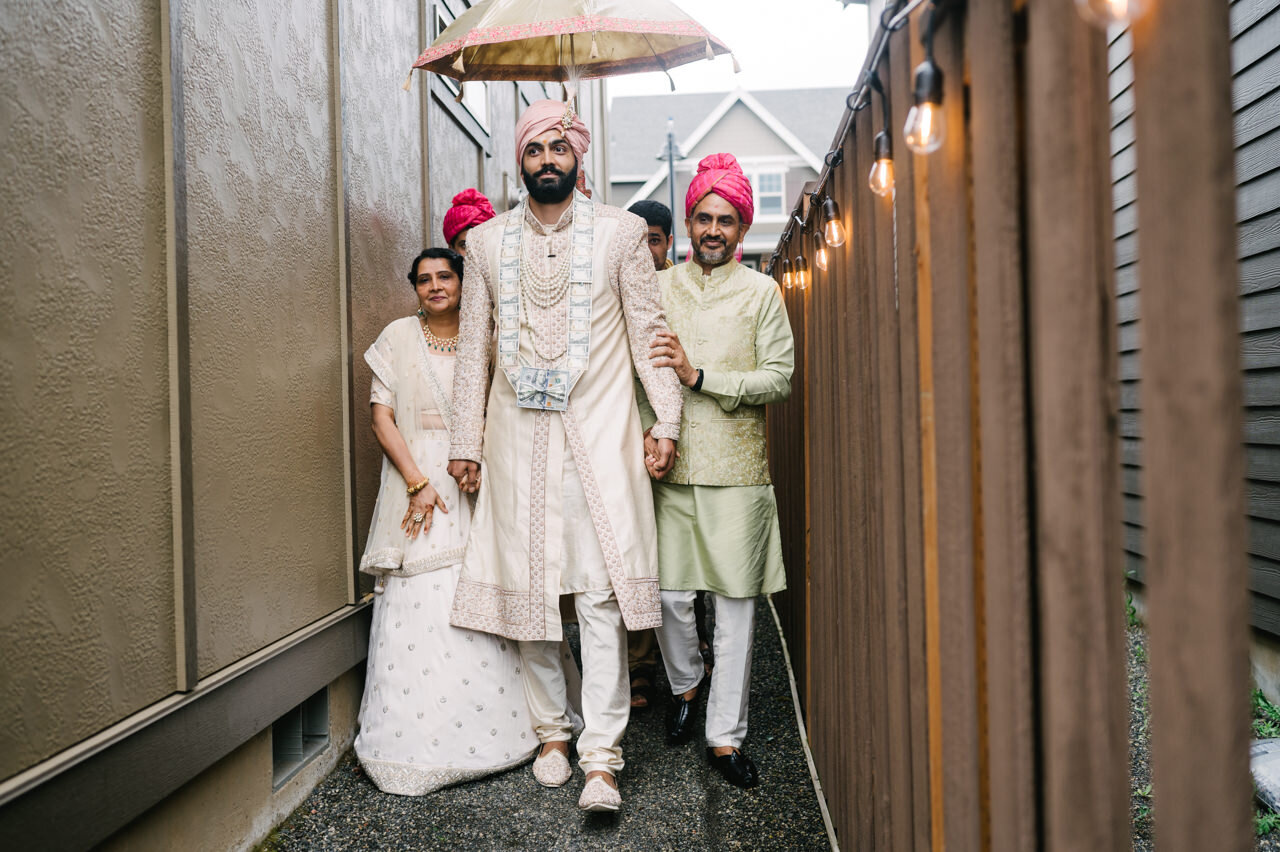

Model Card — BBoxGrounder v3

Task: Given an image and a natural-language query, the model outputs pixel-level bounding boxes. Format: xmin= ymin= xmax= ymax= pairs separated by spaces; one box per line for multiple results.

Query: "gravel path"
xmin=1127 ymin=626 xmax=1279 ymax=850
xmin=261 ymin=598 xmax=830 ymax=851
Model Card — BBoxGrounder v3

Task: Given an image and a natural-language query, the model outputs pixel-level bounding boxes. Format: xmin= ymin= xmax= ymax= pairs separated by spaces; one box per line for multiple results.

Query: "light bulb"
xmin=869 ymin=158 xmax=894 ymax=196
xmin=904 ymin=59 xmax=945 ymax=155
xmin=868 ymin=131 xmax=895 ymax=197
xmin=820 ymin=197 xmax=846 ymax=248
xmin=793 ymin=255 xmax=809 ymax=290
xmin=1075 ymin=0 xmax=1142 ymax=26
xmin=814 ymin=233 xmax=828 ymax=272
xmin=782 ymin=257 xmax=793 ymax=289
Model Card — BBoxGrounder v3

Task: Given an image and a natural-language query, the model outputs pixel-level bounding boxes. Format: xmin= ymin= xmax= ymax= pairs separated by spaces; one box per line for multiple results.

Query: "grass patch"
xmin=1254 ymin=688 xmax=1280 ymax=740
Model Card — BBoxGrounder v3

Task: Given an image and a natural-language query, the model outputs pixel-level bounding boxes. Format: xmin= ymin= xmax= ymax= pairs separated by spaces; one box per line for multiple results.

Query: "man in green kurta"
xmin=637 ymin=152 xmax=794 ymax=788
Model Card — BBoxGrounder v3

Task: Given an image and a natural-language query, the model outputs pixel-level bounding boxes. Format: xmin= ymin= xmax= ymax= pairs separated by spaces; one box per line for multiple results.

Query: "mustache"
xmin=535 ymin=166 xmax=564 ymax=177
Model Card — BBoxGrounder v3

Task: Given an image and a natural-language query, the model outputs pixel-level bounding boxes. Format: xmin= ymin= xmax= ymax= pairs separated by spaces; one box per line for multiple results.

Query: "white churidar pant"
xmin=519 ymin=588 xmax=628 ymax=775
xmin=655 ymin=590 xmax=756 ymax=749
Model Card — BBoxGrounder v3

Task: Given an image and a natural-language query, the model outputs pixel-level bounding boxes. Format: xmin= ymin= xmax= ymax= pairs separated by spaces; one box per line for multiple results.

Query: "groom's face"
xmin=521 ymin=130 xmax=578 ymax=204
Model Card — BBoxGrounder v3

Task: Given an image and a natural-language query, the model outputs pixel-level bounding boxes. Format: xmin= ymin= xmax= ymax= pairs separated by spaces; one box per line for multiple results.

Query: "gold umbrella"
xmin=408 ymin=0 xmax=737 ymax=85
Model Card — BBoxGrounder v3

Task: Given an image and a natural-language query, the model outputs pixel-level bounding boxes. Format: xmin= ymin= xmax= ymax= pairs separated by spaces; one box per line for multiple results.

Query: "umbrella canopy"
xmin=410 ymin=0 xmax=736 ymax=83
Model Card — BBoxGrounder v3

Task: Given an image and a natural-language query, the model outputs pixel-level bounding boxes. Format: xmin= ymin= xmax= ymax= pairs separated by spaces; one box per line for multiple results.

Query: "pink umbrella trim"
xmin=413 ymin=15 xmax=725 ymax=68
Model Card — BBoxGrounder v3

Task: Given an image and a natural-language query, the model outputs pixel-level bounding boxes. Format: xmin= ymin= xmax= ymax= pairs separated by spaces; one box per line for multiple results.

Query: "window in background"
xmin=436 ymin=2 xmax=489 ymax=134
xmin=753 ymin=171 xmax=785 ymax=218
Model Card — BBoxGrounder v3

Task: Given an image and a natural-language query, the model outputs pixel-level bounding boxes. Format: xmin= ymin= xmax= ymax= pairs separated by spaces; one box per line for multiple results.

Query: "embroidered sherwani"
xmin=449 ymin=195 xmax=683 ymax=643
xmin=638 ymin=258 xmax=794 ymax=750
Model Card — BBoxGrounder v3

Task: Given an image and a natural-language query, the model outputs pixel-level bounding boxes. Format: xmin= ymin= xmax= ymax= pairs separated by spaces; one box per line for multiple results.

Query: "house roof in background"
xmin=608 ymin=87 xmax=849 ymax=179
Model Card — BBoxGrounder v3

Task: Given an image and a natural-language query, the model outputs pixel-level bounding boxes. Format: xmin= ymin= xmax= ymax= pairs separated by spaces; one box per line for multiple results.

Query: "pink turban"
xmin=442 ymin=188 xmax=495 ymax=246
xmin=515 ymin=99 xmax=591 ymax=172
xmin=685 ymin=153 xmax=754 ymax=226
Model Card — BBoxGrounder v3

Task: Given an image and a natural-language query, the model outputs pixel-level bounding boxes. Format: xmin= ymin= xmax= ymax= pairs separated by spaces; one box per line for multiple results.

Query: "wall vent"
xmin=271 ymin=686 xmax=330 ymax=789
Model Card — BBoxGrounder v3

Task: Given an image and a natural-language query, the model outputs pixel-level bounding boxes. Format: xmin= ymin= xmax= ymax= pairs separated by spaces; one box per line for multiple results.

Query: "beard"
xmin=692 ymin=235 xmax=733 ymax=267
xmin=522 ymin=161 xmax=578 ymax=204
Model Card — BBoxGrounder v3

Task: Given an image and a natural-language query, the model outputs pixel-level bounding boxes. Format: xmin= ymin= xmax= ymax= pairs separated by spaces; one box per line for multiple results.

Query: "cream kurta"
xmin=449 ymin=195 xmax=683 ymax=642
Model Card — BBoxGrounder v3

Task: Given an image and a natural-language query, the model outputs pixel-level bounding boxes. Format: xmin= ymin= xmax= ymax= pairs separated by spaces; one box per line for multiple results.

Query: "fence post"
xmin=967 ymin=0 xmax=1036 ymax=847
xmin=1131 ymin=0 xmax=1252 ymax=848
xmin=1024 ymin=0 xmax=1132 ymax=848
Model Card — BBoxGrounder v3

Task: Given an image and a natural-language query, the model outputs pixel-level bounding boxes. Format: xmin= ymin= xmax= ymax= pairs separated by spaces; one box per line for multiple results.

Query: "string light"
xmin=793 ymin=255 xmax=809 ymax=290
xmin=813 ymin=231 xmax=828 ymax=272
xmin=904 ymin=3 xmax=946 ymax=155
xmin=1075 ymin=0 xmax=1143 ymax=27
xmin=821 ymin=197 xmax=847 ymax=248
xmin=782 ymin=257 xmax=794 ymax=289
xmin=867 ymin=71 xmax=895 ymax=197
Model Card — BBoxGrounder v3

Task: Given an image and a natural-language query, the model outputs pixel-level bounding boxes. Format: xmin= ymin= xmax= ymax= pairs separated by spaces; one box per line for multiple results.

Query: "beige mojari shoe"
xmin=578 ymin=775 xmax=622 ymax=812
xmin=532 ymin=747 xmax=572 ymax=788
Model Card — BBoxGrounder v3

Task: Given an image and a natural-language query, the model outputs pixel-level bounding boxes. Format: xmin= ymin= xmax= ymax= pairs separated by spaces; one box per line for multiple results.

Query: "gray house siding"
xmin=610 ymin=91 xmax=836 ymax=265
xmin=1115 ymin=0 xmax=1280 ymax=633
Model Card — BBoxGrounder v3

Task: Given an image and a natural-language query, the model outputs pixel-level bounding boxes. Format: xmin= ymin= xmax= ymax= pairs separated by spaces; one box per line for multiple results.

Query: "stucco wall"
xmin=341 ymin=0 xmax=426 ymax=575
xmin=1 ymin=0 xmax=606 ymax=798
xmin=179 ymin=0 xmax=350 ymax=677
xmin=0 ymin=0 xmax=176 ymax=777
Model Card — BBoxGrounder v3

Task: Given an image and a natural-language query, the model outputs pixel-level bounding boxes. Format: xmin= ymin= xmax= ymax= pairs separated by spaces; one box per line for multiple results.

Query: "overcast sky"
xmin=606 ymin=0 xmax=872 ymax=101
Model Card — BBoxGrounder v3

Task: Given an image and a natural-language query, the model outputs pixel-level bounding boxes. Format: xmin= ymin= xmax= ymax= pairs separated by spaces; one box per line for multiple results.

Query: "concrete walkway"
xmin=261 ymin=599 xmax=831 ymax=851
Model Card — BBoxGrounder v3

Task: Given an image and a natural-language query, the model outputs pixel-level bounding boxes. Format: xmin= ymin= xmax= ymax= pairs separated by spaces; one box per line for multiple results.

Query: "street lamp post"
xmin=656 ymin=117 xmax=686 ymax=264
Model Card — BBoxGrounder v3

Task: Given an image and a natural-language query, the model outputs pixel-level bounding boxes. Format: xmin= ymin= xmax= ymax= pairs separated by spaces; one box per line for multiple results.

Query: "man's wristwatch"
xmin=692 ymin=368 xmax=704 ymax=392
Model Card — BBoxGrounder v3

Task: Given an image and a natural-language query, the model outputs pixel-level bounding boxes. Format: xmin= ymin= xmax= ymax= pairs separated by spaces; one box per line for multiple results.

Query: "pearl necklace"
xmin=519 ymin=221 xmax=573 ymax=309
xmin=417 ymin=309 xmax=458 ymax=353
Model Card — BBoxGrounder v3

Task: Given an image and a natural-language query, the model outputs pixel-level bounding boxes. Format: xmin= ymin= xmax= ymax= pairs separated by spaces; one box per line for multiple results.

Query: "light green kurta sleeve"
xmin=698 ymin=285 xmax=794 ymax=412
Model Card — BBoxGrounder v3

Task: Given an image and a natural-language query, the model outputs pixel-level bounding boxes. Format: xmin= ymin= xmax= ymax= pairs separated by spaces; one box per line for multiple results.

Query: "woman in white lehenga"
xmin=354 ymin=247 xmax=538 ymax=795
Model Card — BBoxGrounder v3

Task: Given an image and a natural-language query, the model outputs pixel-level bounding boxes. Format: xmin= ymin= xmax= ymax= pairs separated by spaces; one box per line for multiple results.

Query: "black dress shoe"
xmin=665 ymin=687 xmax=700 ymax=745
xmin=706 ymin=748 xmax=759 ymax=788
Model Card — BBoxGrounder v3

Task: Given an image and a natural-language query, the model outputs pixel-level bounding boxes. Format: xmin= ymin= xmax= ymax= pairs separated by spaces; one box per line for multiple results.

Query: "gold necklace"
xmin=417 ymin=309 xmax=458 ymax=352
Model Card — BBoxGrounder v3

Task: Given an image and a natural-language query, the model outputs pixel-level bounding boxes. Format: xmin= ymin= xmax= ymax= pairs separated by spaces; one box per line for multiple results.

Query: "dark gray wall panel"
xmin=1115 ymin=4 xmax=1280 ymax=634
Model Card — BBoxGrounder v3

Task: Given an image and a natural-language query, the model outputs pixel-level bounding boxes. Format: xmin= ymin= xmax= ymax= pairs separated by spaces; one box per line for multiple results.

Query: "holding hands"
xmin=644 ymin=430 xmax=677 ymax=480
xmin=448 ymin=460 xmax=482 ymax=494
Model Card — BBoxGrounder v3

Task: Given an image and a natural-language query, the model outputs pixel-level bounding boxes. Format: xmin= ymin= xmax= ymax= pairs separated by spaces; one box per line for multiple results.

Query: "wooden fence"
xmin=766 ymin=0 xmax=1251 ymax=848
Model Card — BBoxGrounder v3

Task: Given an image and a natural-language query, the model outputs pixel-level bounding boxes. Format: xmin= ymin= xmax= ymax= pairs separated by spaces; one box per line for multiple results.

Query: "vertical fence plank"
xmin=889 ymin=25 xmax=934 ymax=852
xmin=866 ymin=44 xmax=919 ymax=851
xmin=967 ymin=1 xmax=1037 ymax=849
xmin=1131 ymin=0 xmax=1252 ymax=848
xmin=1024 ymin=1 xmax=1131 ymax=848
xmin=837 ymin=124 xmax=876 ymax=849
xmin=910 ymin=7 xmax=982 ymax=849
xmin=852 ymin=100 xmax=896 ymax=847
xmin=769 ymin=244 xmax=809 ymax=707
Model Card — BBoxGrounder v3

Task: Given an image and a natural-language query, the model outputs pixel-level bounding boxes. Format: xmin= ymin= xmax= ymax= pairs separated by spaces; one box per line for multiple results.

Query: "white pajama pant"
xmin=655 ymin=590 xmax=756 ymax=749
xmin=519 ymin=589 xmax=628 ymax=775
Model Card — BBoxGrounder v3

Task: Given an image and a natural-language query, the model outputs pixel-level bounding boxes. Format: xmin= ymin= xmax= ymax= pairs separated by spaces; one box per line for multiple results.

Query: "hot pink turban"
xmin=515 ymin=99 xmax=591 ymax=172
xmin=442 ymin=188 xmax=495 ymax=246
xmin=685 ymin=153 xmax=754 ymax=226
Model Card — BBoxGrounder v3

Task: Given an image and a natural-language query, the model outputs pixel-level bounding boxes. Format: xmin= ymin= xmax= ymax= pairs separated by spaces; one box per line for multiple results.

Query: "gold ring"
xmin=412 ymin=512 xmax=425 ymax=523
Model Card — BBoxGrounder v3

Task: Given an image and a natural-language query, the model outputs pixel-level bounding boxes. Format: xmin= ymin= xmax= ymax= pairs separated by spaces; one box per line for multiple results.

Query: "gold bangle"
xmin=406 ymin=477 xmax=430 ymax=496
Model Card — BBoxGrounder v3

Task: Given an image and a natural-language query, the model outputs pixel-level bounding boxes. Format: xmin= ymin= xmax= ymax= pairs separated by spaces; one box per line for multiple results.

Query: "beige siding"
xmin=341 ymin=0 xmax=426 ymax=571
xmin=180 ymin=0 xmax=349 ymax=677
xmin=0 ymin=0 xmax=606 ymax=791
xmin=0 ymin=0 xmax=176 ymax=777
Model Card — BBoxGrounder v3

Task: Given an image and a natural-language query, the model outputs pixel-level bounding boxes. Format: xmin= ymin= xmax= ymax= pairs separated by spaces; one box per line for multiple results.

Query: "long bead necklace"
xmin=518 ymin=221 xmax=573 ymax=309
xmin=417 ymin=308 xmax=458 ymax=353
